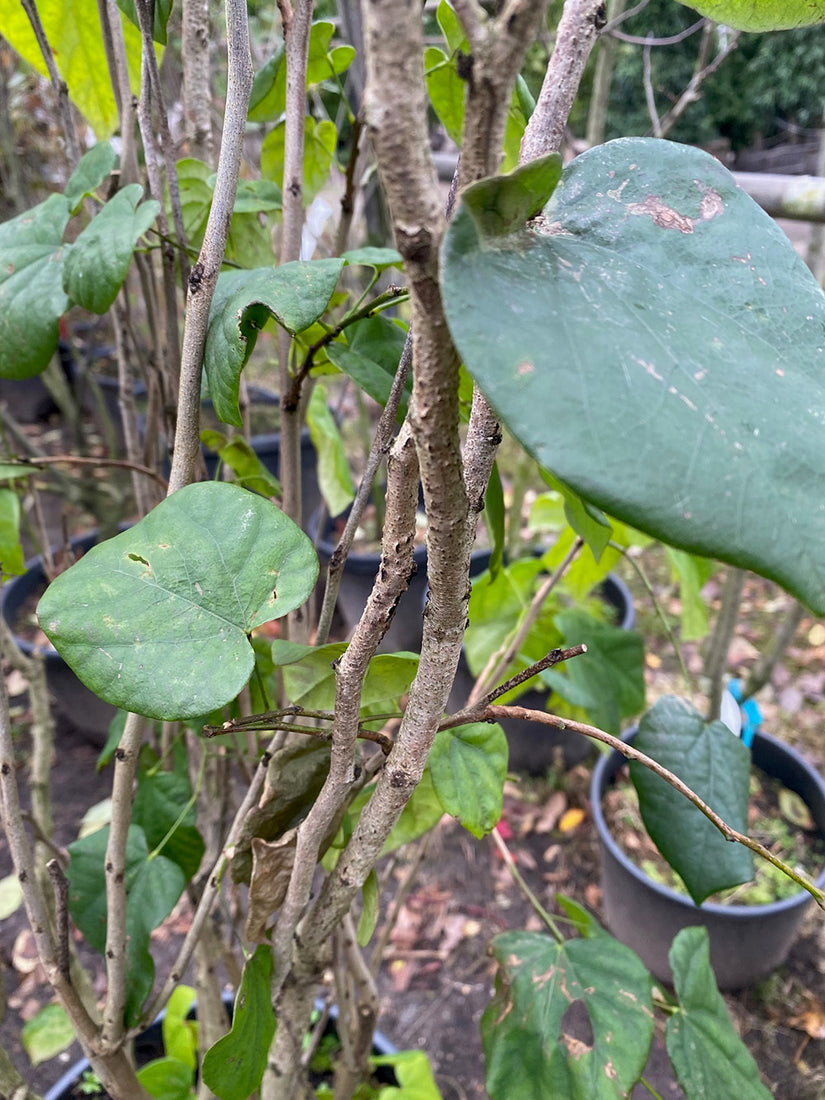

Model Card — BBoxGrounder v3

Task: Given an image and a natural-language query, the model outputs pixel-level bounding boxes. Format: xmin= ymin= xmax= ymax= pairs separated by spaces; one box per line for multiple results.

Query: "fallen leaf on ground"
xmin=789 ymin=1003 xmax=825 ymax=1040
xmin=559 ymin=808 xmax=585 ymax=833
xmin=585 ymin=884 xmax=602 ymax=909
xmin=389 ymin=958 xmax=413 ymax=992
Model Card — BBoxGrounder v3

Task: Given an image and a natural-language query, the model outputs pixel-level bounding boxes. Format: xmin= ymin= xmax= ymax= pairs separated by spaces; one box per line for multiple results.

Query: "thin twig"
xmin=656 ymin=25 xmax=740 ymax=139
xmin=704 ymin=566 xmax=745 ymax=722
xmin=369 ymin=831 xmax=432 ymax=974
xmin=610 ymin=18 xmax=706 ymax=46
xmin=482 ymin=644 xmax=587 ymax=706
xmin=168 ymin=0 xmax=253 ymax=493
xmin=13 ymin=454 xmax=168 ymax=488
xmin=602 ymin=0 xmax=650 ymax=32
xmin=283 ymin=285 xmax=409 ymax=411
xmin=136 ymin=733 xmax=281 ymax=1030
xmin=483 ymin=704 xmax=825 ymax=909
xmin=742 ymin=599 xmax=806 ymax=702
xmin=642 ymin=39 xmax=661 ymax=137
xmin=20 ymin=0 xmax=81 ymax=164
xmin=467 ymin=536 xmax=584 ymax=705
xmin=490 ymin=826 xmax=562 ymax=939
xmin=610 ymin=542 xmax=693 ymax=696
xmin=315 ymin=338 xmax=413 ymax=644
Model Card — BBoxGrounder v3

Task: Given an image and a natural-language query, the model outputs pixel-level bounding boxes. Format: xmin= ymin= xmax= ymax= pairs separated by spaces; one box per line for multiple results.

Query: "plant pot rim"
xmin=1 ymin=529 xmax=104 ymax=663
xmin=308 ymin=504 xmax=429 ymax=570
xmin=591 ymin=725 xmax=825 ymax=917
xmin=43 ymin=995 xmax=398 ymax=1100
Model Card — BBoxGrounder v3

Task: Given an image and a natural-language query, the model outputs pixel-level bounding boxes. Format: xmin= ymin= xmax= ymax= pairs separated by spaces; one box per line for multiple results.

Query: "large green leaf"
xmin=429 ymin=722 xmax=507 ymax=837
xmin=62 ymin=184 xmax=159 ymax=313
xmin=630 ymin=695 xmax=753 ymax=905
xmin=203 ymin=260 xmax=344 ymax=426
xmin=676 ymin=0 xmax=825 ymax=29
xmin=542 ymin=610 xmax=645 ymax=735
xmin=441 ymin=138 xmax=825 ymax=615
xmin=667 ymin=928 xmax=773 ymax=1099
xmin=0 ymin=194 xmax=70 ymax=379
xmin=38 ymin=483 xmax=318 ymax=720
xmin=0 ymin=0 xmax=143 ymax=135
xmin=67 ymin=824 xmax=185 ymax=1024
xmin=482 ymin=930 xmax=653 ymax=1099
xmin=201 ymin=946 xmax=275 ymax=1100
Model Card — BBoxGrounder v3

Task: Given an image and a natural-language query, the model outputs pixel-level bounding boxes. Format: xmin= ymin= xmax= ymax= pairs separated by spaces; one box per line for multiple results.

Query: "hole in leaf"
xmin=127 ymin=553 xmax=150 ymax=566
xmin=559 ymin=999 xmax=593 ymax=1053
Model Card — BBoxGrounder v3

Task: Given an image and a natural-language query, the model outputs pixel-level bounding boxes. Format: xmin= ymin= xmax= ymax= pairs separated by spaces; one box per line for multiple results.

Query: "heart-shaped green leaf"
xmin=429 ymin=722 xmax=508 ymax=837
xmin=630 ymin=695 xmax=753 ymax=905
xmin=676 ymin=0 xmax=825 ymax=30
xmin=667 ymin=927 xmax=773 ymax=1098
xmin=63 ymin=184 xmax=159 ymax=314
xmin=204 ymin=259 xmax=344 ymax=426
xmin=482 ymin=930 xmax=653 ymax=1099
xmin=38 ymin=482 xmax=318 ymax=720
xmin=442 ymin=138 xmax=825 ymax=614
xmin=0 ymin=194 xmax=70 ymax=379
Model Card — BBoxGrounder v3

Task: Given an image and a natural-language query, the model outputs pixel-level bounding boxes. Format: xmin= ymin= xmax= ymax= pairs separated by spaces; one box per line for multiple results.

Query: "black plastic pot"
xmin=450 ymin=573 xmax=636 ymax=774
xmin=591 ymin=727 xmax=825 ymax=990
xmin=200 ymin=386 xmax=321 ymax=523
xmin=43 ymin=996 xmax=398 ymax=1099
xmin=309 ymin=506 xmax=491 ymax=653
xmin=1 ymin=532 xmax=117 ymax=745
